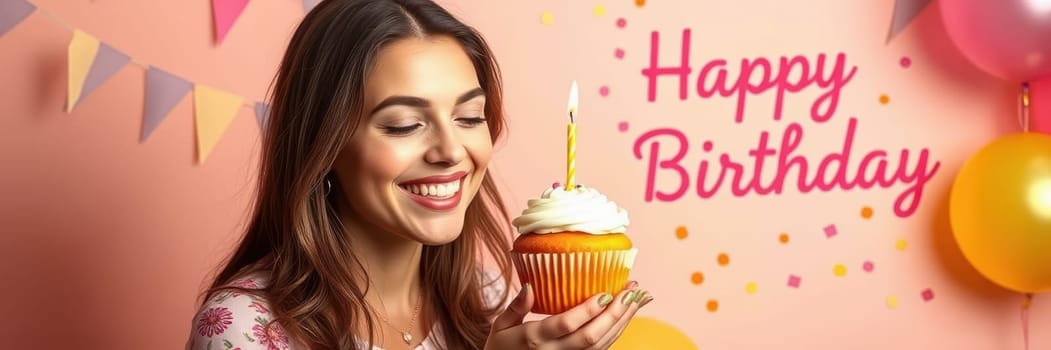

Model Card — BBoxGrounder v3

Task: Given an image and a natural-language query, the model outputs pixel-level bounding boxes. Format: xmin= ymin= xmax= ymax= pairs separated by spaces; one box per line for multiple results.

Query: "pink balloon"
xmin=939 ymin=0 xmax=1051 ymax=82
xmin=1031 ymin=78 xmax=1051 ymax=134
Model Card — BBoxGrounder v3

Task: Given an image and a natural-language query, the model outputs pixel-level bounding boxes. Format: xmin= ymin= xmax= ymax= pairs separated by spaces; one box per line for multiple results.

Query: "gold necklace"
xmin=369 ymin=279 xmax=423 ymax=346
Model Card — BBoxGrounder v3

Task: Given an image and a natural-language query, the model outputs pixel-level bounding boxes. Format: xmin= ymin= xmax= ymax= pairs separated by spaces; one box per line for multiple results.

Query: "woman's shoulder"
xmin=186 ymin=272 xmax=293 ymax=350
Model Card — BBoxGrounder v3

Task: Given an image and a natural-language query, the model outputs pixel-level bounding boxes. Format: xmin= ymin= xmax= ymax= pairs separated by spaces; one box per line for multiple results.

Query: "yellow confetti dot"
xmin=896 ymin=238 xmax=908 ymax=251
xmin=778 ymin=233 xmax=790 ymax=244
xmin=540 ymin=12 xmax=554 ymax=25
xmin=593 ymin=5 xmax=606 ymax=17
xmin=861 ymin=206 xmax=873 ymax=219
xmin=745 ymin=282 xmax=758 ymax=294
xmin=879 ymin=94 xmax=890 ymax=105
xmin=690 ymin=272 xmax=704 ymax=285
xmin=675 ymin=226 xmax=688 ymax=240
xmin=886 ymin=295 xmax=899 ymax=309
xmin=635 ymin=0 xmax=646 ymax=7
xmin=833 ymin=264 xmax=847 ymax=277
xmin=717 ymin=253 xmax=730 ymax=266
xmin=706 ymin=299 xmax=719 ymax=312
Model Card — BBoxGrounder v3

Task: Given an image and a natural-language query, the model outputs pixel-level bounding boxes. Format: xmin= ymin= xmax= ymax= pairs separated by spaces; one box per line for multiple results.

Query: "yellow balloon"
xmin=950 ymin=132 xmax=1051 ymax=293
xmin=610 ymin=317 xmax=697 ymax=350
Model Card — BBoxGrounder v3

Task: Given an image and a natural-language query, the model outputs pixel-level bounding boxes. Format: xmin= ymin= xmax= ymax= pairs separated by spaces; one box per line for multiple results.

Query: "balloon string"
xmin=1022 ymin=293 xmax=1033 ymax=350
xmin=1021 ymin=82 xmax=1031 ymax=132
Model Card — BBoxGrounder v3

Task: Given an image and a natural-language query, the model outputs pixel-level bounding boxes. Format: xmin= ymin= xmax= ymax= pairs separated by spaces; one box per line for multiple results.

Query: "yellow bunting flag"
xmin=66 ymin=30 xmax=99 ymax=113
xmin=193 ymin=84 xmax=243 ymax=163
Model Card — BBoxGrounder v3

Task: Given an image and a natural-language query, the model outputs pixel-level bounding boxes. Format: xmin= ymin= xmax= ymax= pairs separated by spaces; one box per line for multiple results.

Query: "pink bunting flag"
xmin=0 ymin=0 xmax=35 ymax=37
xmin=887 ymin=0 xmax=932 ymax=43
xmin=254 ymin=101 xmax=270 ymax=130
xmin=212 ymin=0 xmax=250 ymax=44
xmin=302 ymin=0 xmax=321 ymax=13
xmin=142 ymin=67 xmax=192 ymax=142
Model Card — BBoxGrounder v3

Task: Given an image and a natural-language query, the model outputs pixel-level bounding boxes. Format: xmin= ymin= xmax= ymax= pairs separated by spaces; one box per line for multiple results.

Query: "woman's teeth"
xmin=401 ymin=179 xmax=461 ymax=198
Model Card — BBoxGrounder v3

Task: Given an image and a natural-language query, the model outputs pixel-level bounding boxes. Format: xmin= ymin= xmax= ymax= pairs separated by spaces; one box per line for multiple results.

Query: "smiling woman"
xmin=186 ymin=1 xmax=644 ymax=350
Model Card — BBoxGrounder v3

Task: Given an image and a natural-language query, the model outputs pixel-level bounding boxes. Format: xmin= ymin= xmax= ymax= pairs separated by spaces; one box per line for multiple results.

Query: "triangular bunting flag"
xmin=67 ymin=30 xmax=100 ymax=113
xmin=76 ymin=42 xmax=129 ymax=108
xmin=302 ymin=0 xmax=321 ymax=13
xmin=194 ymin=84 xmax=243 ymax=163
xmin=142 ymin=67 xmax=192 ymax=142
xmin=212 ymin=0 xmax=250 ymax=44
xmin=254 ymin=102 xmax=270 ymax=130
xmin=886 ymin=0 xmax=932 ymax=44
xmin=0 ymin=0 xmax=35 ymax=37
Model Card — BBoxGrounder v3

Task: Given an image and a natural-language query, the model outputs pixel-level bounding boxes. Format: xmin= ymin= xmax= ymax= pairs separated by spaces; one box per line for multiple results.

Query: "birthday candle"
xmin=566 ymin=81 xmax=578 ymax=189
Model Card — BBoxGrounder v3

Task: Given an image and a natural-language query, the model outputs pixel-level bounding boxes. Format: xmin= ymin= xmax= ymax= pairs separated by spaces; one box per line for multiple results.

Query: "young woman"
xmin=187 ymin=0 xmax=648 ymax=349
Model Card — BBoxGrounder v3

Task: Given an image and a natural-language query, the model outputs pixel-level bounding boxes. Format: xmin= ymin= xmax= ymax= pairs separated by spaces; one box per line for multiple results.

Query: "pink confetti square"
xmin=823 ymin=224 xmax=837 ymax=238
xmin=787 ymin=275 xmax=801 ymax=288
xmin=921 ymin=288 xmax=934 ymax=302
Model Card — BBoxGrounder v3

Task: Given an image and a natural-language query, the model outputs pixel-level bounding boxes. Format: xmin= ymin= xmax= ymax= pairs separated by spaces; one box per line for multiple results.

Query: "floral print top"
xmin=186 ymin=270 xmax=508 ymax=350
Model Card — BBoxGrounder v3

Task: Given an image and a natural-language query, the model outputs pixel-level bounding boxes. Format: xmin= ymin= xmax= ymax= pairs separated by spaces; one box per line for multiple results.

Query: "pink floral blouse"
xmin=186 ymin=271 xmax=508 ymax=350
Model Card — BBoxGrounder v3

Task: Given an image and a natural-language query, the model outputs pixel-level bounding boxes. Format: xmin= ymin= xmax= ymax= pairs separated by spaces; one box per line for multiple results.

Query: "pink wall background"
xmin=1 ymin=0 xmax=1046 ymax=349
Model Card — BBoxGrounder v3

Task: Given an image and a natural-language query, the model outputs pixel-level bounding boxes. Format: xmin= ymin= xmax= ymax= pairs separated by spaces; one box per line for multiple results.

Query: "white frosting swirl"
xmin=512 ymin=185 xmax=630 ymax=234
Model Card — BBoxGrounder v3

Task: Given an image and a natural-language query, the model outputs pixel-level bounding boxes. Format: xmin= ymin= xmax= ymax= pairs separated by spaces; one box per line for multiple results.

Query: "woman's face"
xmin=333 ymin=36 xmax=492 ymax=245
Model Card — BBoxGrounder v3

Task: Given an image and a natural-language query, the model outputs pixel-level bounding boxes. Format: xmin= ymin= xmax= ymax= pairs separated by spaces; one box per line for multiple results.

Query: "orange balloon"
xmin=950 ymin=132 xmax=1051 ymax=293
xmin=610 ymin=317 xmax=697 ymax=350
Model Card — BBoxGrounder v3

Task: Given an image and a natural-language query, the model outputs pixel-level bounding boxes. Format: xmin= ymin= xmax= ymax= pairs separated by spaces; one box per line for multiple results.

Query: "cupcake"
xmin=510 ymin=183 xmax=636 ymax=314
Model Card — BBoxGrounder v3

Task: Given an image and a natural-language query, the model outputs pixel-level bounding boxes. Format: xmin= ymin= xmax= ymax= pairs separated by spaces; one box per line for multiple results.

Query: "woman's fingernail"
xmin=622 ymin=290 xmax=637 ymax=305
xmin=598 ymin=294 xmax=614 ymax=307
xmin=639 ymin=296 xmax=654 ymax=307
xmin=627 ymin=280 xmax=639 ymax=290
xmin=632 ymin=290 xmax=649 ymax=304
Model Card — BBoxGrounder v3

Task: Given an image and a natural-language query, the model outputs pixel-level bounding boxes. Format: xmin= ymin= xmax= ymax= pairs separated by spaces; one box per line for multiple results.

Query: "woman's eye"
xmin=457 ymin=117 xmax=487 ymax=126
xmin=381 ymin=123 xmax=423 ymax=135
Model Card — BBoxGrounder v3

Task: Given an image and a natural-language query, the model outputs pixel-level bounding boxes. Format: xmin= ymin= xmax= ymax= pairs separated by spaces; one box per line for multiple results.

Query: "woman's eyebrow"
xmin=369 ymin=87 xmax=486 ymax=115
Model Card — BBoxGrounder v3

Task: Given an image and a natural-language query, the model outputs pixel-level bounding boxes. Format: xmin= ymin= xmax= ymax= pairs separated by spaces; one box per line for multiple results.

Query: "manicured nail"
xmin=632 ymin=290 xmax=649 ymax=304
xmin=626 ymin=280 xmax=639 ymax=290
xmin=597 ymin=294 xmax=613 ymax=306
xmin=639 ymin=296 xmax=654 ymax=307
xmin=622 ymin=290 xmax=637 ymax=305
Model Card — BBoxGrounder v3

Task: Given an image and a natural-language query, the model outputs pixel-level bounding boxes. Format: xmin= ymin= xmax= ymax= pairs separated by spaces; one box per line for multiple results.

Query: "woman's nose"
xmin=423 ymin=125 xmax=466 ymax=166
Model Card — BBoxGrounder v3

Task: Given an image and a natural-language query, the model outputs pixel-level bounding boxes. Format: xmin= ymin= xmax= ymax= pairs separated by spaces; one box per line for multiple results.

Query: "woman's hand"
xmin=486 ymin=282 xmax=652 ymax=350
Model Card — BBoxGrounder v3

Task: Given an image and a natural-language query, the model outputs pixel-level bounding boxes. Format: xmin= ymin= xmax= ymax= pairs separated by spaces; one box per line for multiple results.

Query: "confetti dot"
xmin=635 ymin=0 xmax=646 ymax=7
xmin=717 ymin=253 xmax=730 ymax=266
xmin=599 ymin=86 xmax=610 ymax=97
xmin=778 ymin=233 xmax=790 ymax=244
xmin=691 ymin=272 xmax=704 ymax=285
xmin=863 ymin=261 xmax=875 ymax=273
xmin=745 ymin=282 xmax=758 ymax=294
xmin=824 ymin=224 xmax=838 ymax=238
xmin=896 ymin=238 xmax=908 ymax=251
xmin=879 ymin=94 xmax=890 ymax=105
xmin=921 ymin=288 xmax=935 ymax=302
xmin=833 ymin=264 xmax=847 ymax=277
xmin=706 ymin=299 xmax=719 ymax=312
xmin=617 ymin=121 xmax=629 ymax=132
xmin=551 ymin=182 xmax=560 ymax=189
xmin=861 ymin=206 xmax=873 ymax=219
xmin=616 ymin=17 xmax=627 ymax=28
xmin=674 ymin=226 xmax=688 ymax=239
xmin=593 ymin=5 xmax=606 ymax=17
xmin=886 ymin=295 xmax=899 ymax=309
xmin=702 ymin=141 xmax=713 ymax=151
xmin=540 ymin=12 xmax=554 ymax=25
xmin=900 ymin=56 xmax=911 ymax=68
xmin=787 ymin=274 xmax=801 ymax=288
xmin=614 ymin=48 xmax=625 ymax=59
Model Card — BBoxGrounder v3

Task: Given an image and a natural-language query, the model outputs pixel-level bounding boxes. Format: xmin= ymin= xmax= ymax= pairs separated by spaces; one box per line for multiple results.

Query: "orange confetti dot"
xmin=690 ymin=272 xmax=704 ymax=285
xmin=879 ymin=94 xmax=890 ymax=104
xmin=706 ymin=299 xmax=719 ymax=312
xmin=635 ymin=0 xmax=646 ymax=7
xmin=717 ymin=253 xmax=730 ymax=266
xmin=779 ymin=233 xmax=790 ymax=244
xmin=861 ymin=206 xmax=873 ymax=219
xmin=675 ymin=226 xmax=688 ymax=239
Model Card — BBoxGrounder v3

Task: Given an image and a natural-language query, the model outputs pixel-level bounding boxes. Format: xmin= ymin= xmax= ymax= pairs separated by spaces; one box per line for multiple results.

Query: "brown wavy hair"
xmin=202 ymin=0 xmax=514 ymax=348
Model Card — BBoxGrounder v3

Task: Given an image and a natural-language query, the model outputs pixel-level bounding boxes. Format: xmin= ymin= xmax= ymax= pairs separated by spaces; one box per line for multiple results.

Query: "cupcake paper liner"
xmin=511 ymin=248 xmax=638 ymax=315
